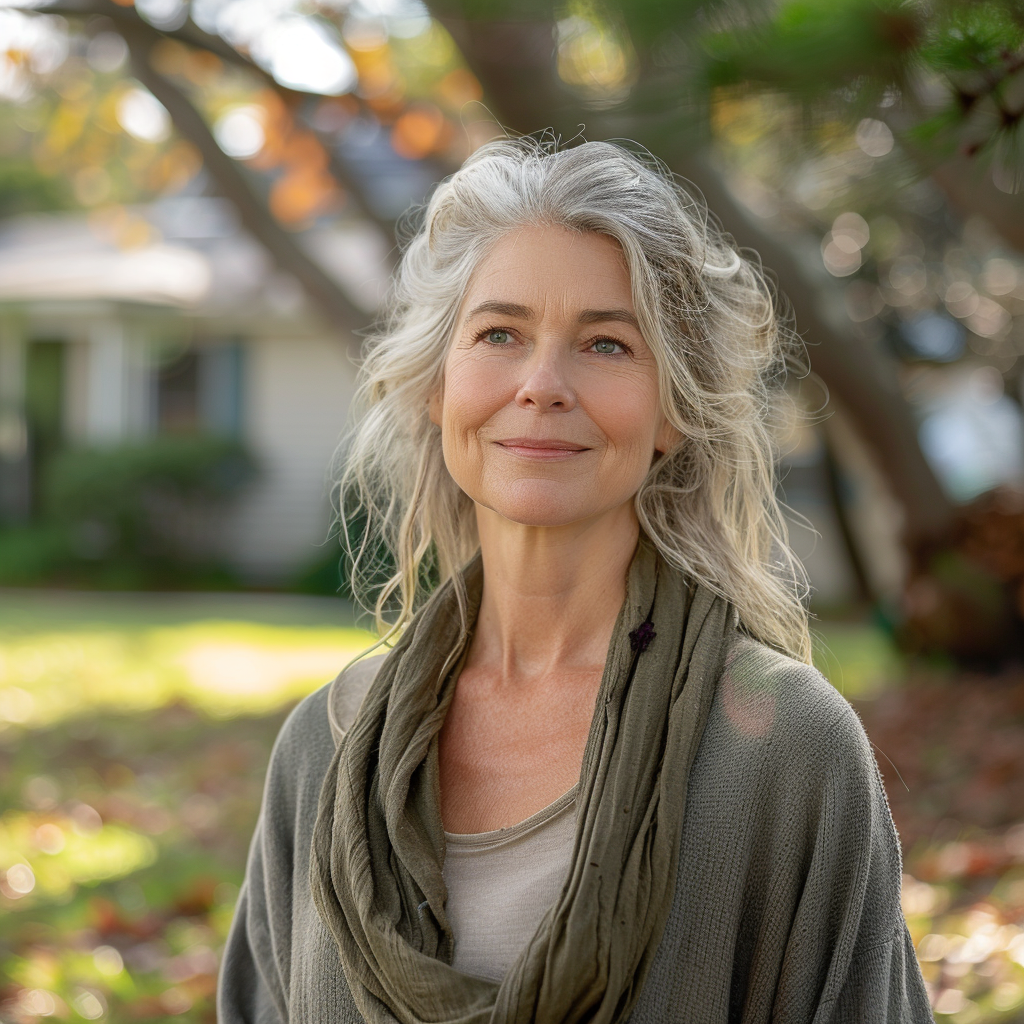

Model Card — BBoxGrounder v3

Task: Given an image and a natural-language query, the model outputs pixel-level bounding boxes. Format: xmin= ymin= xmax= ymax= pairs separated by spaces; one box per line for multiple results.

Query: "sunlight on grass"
xmin=1 ymin=811 xmax=157 ymax=902
xmin=811 ymin=619 xmax=904 ymax=700
xmin=0 ymin=619 xmax=377 ymax=728
xmin=0 ymin=591 xmax=375 ymax=1023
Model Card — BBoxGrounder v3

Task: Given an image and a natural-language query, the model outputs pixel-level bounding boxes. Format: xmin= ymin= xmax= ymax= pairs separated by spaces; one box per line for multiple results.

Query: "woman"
xmin=218 ymin=139 xmax=931 ymax=1023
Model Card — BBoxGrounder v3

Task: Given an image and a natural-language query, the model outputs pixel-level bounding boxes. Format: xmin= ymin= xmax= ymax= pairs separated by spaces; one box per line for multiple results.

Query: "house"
xmin=0 ymin=192 xmax=944 ymax=608
xmin=0 ymin=196 xmax=391 ymax=583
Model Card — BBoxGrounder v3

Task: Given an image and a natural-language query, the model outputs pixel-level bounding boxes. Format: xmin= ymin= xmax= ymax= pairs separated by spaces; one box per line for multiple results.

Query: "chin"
xmin=481 ymin=481 xmax=608 ymax=529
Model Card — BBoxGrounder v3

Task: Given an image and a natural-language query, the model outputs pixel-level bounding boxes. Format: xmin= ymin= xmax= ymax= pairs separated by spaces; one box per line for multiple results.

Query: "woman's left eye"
xmin=591 ymin=338 xmax=623 ymax=354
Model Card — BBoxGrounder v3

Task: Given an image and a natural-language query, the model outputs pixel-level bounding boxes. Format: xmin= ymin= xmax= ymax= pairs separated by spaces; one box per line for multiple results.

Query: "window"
xmin=156 ymin=342 xmax=244 ymax=436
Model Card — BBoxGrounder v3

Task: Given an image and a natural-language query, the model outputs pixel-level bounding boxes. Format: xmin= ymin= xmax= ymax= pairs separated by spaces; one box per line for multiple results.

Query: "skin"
xmin=430 ymin=224 xmax=679 ymax=834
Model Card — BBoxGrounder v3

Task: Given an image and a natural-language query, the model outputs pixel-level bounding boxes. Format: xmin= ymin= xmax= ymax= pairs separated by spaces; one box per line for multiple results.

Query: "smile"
xmin=495 ymin=439 xmax=591 ymax=460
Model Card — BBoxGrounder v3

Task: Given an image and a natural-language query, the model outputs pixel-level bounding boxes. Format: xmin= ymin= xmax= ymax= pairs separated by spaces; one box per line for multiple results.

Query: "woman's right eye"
xmin=485 ymin=330 xmax=510 ymax=345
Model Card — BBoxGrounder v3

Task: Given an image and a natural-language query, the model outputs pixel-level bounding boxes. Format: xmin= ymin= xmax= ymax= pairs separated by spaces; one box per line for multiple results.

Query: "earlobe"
xmin=654 ymin=417 xmax=682 ymax=456
xmin=428 ymin=390 xmax=443 ymax=427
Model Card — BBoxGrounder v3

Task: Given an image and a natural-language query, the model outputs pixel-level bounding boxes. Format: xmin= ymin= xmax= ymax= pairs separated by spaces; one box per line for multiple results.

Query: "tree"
xmin=428 ymin=0 xmax=1024 ymax=654
xmin=6 ymin=0 xmax=1024 ymax=652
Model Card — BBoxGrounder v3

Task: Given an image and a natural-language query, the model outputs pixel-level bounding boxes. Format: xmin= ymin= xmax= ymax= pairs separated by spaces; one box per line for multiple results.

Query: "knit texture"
xmin=218 ymin=633 xmax=932 ymax=1024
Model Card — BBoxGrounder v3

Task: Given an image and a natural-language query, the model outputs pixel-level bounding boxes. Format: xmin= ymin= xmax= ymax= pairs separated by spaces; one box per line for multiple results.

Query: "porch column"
xmin=84 ymin=320 xmax=129 ymax=443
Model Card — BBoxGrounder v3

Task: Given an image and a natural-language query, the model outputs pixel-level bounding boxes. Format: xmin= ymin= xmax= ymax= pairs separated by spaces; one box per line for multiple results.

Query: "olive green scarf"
xmin=310 ymin=541 xmax=733 ymax=1024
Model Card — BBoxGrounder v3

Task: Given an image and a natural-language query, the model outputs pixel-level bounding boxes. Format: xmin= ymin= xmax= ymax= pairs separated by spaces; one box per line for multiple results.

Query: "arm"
xmin=217 ymin=686 xmax=337 ymax=1024
xmin=773 ymin=706 xmax=932 ymax=1024
xmin=218 ymin=820 xmax=290 ymax=1024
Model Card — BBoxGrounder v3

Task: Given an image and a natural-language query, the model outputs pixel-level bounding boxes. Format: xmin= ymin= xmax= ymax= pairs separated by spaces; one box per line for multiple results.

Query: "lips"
xmin=494 ymin=437 xmax=591 ymax=460
xmin=496 ymin=438 xmax=589 ymax=451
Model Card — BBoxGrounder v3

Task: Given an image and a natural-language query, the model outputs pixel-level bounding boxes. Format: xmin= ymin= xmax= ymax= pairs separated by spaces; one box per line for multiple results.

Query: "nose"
xmin=514 ymin=348 xmax=576 ymax=412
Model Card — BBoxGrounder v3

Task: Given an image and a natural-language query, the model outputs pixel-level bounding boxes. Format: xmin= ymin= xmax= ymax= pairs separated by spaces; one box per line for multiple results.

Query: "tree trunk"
xmin=929 ymin=154 xmax=1024 ymax=255
xmin=434 ymin=11 xmax=956 ymax=550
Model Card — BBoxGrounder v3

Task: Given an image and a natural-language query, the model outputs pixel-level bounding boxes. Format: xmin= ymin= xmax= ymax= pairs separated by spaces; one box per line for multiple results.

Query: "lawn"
xmin=0 ymin=589 xmax=374 ymax=1023
xmin=1 ymin=591 xmax=1023 ymax=1022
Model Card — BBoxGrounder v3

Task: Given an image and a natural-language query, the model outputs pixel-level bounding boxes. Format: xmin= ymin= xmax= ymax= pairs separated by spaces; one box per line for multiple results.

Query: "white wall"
xmin=224 ymin=333 xmax=358 ymax=581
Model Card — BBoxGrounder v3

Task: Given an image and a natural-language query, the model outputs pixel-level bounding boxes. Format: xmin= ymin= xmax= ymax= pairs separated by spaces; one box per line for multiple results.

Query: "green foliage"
xmin=0 ymin=436 xmax=258 ymax=589
xmin=44 ymin=434 xmax=256 ymax=527
xmin=602 ymin=0 xmax=1024 ymax=167
xmin=701 ymin=0 xmax=917 ymax=95
xmin=0 ymin=158 xmax=75 ymax=218
xmin=436 ymin=0 xmax=1023 ymax=171
xmin=0 ymin=525 xmax=74 ymax=586
xmin=289 ymin=548 xmax=348 ymax=597
xmin=920 ymin=2 xmax=1024 ymax=74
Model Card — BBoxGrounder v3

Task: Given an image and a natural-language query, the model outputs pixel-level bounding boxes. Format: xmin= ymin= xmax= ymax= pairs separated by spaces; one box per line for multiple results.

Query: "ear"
xmin=428 ymin=387 xmax=443 ymax=427
xmin=654 ymin=414 xmax=682 ymax=456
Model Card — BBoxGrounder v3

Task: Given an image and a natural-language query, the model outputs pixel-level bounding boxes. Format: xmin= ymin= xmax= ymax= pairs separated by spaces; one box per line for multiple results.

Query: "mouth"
xmin=495 ymin=438 xmax=591 ymax=460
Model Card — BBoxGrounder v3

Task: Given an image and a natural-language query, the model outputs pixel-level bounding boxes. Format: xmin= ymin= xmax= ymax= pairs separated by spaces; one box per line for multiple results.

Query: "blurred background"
xmin=0 ymin=0 xmax=1023 ymax=1020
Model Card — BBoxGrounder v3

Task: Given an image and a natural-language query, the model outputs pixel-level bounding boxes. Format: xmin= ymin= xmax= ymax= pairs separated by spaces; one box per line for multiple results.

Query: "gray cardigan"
xmin=218 ymin=642 xmax=932 ymax=1023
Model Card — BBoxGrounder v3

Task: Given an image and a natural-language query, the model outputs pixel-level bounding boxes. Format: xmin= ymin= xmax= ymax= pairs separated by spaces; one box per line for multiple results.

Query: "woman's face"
xmin=430 ymin=224 xmax=677 ymax=529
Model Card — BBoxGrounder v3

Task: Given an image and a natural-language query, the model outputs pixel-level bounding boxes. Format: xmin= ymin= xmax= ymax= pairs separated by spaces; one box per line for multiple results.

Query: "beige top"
xmin=443 ymin=787 xmax=577 ymax=982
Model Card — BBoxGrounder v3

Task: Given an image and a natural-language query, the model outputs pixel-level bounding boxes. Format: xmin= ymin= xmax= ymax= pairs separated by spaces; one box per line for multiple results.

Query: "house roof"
xmin=0 ymin=197 xmax=390 ymax=319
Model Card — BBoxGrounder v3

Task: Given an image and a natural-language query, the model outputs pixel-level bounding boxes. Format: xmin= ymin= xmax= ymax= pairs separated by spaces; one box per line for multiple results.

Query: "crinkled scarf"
xmin=310 ymin=540 xmax=733 ymax=1024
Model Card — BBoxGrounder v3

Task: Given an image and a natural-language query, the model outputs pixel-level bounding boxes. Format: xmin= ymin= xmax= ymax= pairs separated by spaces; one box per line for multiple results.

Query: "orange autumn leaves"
xmin=237 ymin=91 xmax=348 ymax=227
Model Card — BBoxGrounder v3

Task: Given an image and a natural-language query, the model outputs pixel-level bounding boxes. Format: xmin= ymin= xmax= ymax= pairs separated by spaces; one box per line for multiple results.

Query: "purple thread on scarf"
xmin=629 ymin=620 xmax=656 ymax=654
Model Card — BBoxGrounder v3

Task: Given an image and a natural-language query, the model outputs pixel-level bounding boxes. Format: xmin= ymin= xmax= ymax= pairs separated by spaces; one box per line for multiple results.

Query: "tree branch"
xmin=116 ymin=21 xmax=368 ymax=342
xmin=40 ymin=0 xmax=401 ymax=250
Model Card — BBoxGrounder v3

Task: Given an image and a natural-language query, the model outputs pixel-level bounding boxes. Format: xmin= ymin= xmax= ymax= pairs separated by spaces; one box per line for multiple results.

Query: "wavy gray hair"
xmin=336 ymin=137 xmax=811 ymax=662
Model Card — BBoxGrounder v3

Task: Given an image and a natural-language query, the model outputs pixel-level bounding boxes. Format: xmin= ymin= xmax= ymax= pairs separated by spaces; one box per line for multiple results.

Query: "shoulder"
xmin=265 ymin=649 xmax=387 ymax=791
xmin=272 ymin=651 xmax=388 ymax=767
xmin=711 ymin=633 xmax=873 ymax=773
xmin=260 ymin=684 xmax=337 ymax=821
xmin=327 ymin=653 xmax=388 ymax=743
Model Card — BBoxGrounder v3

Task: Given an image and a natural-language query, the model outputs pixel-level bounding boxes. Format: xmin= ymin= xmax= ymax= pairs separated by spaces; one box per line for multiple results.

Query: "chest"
xmin=437 ymin=665 xmax=602 ymax=832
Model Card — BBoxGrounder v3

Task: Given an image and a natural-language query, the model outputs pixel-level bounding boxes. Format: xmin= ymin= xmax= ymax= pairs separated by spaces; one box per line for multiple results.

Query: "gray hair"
xmin=337 ymin=137 xmax=812 ymax=662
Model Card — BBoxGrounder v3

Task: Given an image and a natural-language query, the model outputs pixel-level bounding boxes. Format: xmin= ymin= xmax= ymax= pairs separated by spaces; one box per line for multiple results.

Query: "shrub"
xmin=0 ymin=435 xmax=257 ymax=588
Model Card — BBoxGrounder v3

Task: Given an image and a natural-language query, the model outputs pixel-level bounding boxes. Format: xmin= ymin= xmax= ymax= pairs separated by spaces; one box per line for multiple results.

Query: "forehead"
xmin=462 ymin=225 xmax=633 ymax=311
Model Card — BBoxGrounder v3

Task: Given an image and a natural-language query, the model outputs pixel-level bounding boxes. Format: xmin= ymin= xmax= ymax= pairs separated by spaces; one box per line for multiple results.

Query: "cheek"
xmin=441 ymin=359 xmax=505 ymax=438
xmin=438 ymin=357 xmax=513 ymax=490
xmin=590 ymin=374 xmax=663 ymax=456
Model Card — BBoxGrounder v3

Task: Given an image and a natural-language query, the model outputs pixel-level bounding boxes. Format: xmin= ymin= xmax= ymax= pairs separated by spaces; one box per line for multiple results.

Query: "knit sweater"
xmin=217 ymin=636 xmax=932 ymax=1023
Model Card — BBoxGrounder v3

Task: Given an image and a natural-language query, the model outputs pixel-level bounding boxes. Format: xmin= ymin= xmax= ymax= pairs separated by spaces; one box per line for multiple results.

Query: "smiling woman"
xmin=217 ymin=138 xmax=932 ymax=1023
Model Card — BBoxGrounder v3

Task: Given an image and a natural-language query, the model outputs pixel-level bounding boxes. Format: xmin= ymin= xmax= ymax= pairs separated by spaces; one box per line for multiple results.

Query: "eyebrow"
xmin=577 ymin=308 xmax=641 ymax=330
xmin=463 ymin=301 xmax=640 ymax=331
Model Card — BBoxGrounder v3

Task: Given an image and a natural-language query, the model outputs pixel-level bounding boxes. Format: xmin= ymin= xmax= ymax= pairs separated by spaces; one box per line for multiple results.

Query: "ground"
xmin=0 ymin=593 xmax=1022 ymax=1023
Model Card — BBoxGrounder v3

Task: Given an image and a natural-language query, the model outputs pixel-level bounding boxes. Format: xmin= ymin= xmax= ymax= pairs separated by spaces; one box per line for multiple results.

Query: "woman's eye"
xmin=591 ymin=339 xmax=622 ymax=354
xmin=485 ymin=330 xmax=510 ymax=345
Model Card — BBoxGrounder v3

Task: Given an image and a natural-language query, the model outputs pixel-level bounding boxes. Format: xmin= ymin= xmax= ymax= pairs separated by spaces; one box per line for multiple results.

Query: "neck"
xmin=468 ymin=503 xmax=639 ymax=682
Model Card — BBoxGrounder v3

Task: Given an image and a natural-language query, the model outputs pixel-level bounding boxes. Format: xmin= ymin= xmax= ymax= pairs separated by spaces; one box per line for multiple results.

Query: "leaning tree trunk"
xmin=435 ymin=10 xmax=1024 ymax=660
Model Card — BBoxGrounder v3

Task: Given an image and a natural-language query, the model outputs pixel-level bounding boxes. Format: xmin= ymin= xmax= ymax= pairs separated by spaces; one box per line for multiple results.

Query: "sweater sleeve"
xmin=218 ymin=825 xmax=289 ymax=1024
xmin=217 ymin=685 xmax=337 ymax=1024
xmin=771 ymin=697 xmax=933 ymax=1024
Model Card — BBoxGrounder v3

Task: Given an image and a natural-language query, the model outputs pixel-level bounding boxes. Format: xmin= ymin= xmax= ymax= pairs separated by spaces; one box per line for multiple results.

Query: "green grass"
xmin=0 ymin=590 xmax=376 ymax=1023
xmin=0 ymin=589 xmax=376 ymax=726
